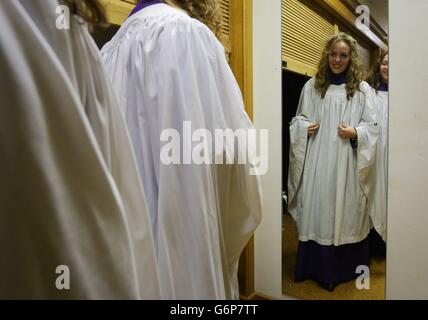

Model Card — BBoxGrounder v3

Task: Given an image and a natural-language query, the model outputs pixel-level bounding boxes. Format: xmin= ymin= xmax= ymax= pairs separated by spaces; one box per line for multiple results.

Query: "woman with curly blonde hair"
xmin=288 ymin=32 xmax=379 ymax=291
xmin=101 ymin=0 xmax=261 ymax=299
xmin=314 ymin=33 xmax=365 ymax=100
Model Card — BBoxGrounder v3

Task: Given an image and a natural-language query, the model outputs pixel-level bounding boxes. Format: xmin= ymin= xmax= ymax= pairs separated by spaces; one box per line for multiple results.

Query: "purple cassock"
xmin=378 ymin=82 xmax=388 ymax=92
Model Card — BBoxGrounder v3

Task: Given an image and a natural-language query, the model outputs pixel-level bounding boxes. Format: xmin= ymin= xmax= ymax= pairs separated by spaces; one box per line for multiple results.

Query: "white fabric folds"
xmin=101 ymin=4 xmax=262 ymax=299
xmin=0 ymin=0 xmax=160 ymax=299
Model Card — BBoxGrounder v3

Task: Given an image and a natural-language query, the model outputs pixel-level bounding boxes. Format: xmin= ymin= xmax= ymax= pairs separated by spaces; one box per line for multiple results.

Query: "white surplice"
xmin=0 ymin=0 xmax=160 ymax=299
xmin=288 ymin=79 xmax=379 ymax=246
xmin=367 ymin=89 xmax=388 ymax=241
xmin=101 ymin=4 xmax=262 ymax=299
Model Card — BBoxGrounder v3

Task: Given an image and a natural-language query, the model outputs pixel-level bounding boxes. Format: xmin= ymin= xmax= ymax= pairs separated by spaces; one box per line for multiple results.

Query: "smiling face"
xmin=328 ymin=40 xmax=351 ymax=75
xmin=380 ymin=53 xmax=389 ymax=83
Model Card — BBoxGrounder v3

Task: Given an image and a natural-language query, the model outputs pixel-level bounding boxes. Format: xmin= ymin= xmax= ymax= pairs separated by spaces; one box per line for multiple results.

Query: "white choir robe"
xmin=288 ymin=79 xmax=379 ymax=246
xmin=0 ymin=0 xmax=160 ymax=299
xmin=101 ymin=3 xmax=262 ymax=299
xmin=367 ymin=89 xmax=388 ymax=241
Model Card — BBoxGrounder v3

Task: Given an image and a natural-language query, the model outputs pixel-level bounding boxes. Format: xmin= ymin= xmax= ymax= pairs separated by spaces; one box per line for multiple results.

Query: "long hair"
xmin=367 ymin=50 xmax=388 ymax=93
xmin=164 ymin=0 xmax=222 ymax=38
xmin=62 ymin=0 xmax=107 ymax=30
xmin=315 ymin=33 xmax=365 ymax=100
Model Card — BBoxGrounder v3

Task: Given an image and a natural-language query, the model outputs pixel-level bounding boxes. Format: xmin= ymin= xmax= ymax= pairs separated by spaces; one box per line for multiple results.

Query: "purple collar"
xmin=129 ymin=0 xmax=163 ymax=17
xmin=378 ymin=82 xmax=388 ymax=92
xmin=328 ymin=70 xmax=347 ymax=85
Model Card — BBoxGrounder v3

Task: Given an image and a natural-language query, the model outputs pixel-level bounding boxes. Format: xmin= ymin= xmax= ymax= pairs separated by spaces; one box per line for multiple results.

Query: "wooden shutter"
xmin=219 ymin=0 xmax=231 ymax=40
xmin=219 ymin=0 xmax=232 ymax=57
xmin=282 ymin=0 xmax=335 ymax=76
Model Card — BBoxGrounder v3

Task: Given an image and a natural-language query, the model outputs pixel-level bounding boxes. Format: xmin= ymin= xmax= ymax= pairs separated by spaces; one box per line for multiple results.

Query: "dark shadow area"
xmin=91 ymin=25 xmax=120 ymax=49
xmin=282 ymin=69 xmax=311 ymax=197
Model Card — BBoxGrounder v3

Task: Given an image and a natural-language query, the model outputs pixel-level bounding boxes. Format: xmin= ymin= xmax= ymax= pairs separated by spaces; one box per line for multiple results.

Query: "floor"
xmin=282 ymin=213 xmax=386 ymax=300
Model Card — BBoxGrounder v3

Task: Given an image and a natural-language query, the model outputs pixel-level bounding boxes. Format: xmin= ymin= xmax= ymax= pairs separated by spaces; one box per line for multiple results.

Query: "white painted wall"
xmin=387 ymin=0 xmax=428 ymax=300
xmin=252 ymin=0 xmax=283 ymax=299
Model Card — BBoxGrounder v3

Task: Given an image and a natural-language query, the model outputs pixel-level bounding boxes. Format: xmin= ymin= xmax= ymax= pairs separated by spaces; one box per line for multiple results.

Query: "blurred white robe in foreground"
xmin=101 ymin=3 xmax=262 ymax=299
xmin=0 ymin=0 xmax=160 ymax=299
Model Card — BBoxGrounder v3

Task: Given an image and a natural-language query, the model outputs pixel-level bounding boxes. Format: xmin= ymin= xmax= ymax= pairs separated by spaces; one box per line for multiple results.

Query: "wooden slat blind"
xmin=282 ymin=0 xmax=335 ymax=76
xmin=219 ymin=0 xmax=232 ymax=57
xmin=220 ymin=0 xmax=230 ymax=39
xmin=358 ymin=44 xmax=372 ymax=76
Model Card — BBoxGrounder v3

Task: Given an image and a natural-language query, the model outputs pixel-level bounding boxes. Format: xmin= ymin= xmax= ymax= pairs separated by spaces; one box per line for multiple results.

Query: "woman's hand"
xmin=308 ymin=122 xmax=320 ymax=137
xmin=337 ymin=123 xmax=357 ymax=139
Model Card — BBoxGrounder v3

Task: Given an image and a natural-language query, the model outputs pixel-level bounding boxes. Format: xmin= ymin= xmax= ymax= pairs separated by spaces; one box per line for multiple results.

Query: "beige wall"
xmin=252 ymin=0 xmax=283 ymax=299
xmin=387 ymin=0 xmax=428 ymax=300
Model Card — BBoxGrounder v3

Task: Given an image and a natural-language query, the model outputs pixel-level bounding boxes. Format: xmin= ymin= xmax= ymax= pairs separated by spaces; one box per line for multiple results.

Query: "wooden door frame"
xmin=229 ymin=0 xmax=255 ymax=299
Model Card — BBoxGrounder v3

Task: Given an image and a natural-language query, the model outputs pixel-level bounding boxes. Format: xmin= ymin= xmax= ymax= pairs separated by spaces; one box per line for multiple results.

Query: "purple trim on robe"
xmin=328 ymin=69 xmax=347 ymax=85
xmin=129 ymin=0 xmax=163 ymax=17
xmin=294 ymin=236 xmax=370 ymax=289
xmin=378 ymin=82 xmax=388 ymax=92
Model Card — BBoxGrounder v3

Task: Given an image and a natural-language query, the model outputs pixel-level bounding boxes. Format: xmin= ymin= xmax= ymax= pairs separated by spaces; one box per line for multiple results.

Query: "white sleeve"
xmin=355 ymin=85 xmax=381 ymax=199
xmin=287 ymin=81 xmax=313 ymax=219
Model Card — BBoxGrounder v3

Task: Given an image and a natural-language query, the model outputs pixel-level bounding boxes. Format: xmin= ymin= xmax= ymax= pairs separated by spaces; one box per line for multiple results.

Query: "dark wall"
xmin=282 ymin=70 xmax=311 ymax=195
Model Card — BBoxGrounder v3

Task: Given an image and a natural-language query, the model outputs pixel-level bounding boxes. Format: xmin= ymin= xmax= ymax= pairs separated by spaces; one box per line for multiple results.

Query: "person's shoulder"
xmin=303 ymin=78 xmax=316 ymax=91
xmin=141 ymin=4 xmax=213 ymax=34
xmin=104 ymin=4 xmax=219 ymax=53
xmin=359 ymin=80 xmax=373 ymax=94
xmin=306 ymin=78 xmax=316 ymax=86
xmin=123 ymin=4 xmax=194 ymax=32
xmin=167 ymin=7 xmax=217 ymax=40
xmin=159 ymin=7 xmax=222 ymax=52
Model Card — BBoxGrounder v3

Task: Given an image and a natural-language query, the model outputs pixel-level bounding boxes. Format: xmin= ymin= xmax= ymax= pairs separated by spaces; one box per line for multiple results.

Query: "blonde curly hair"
xmin=315 ymin=33 xmax=365 ymax=100
xmin=164 ymin=0 xmax=222 ymax=38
